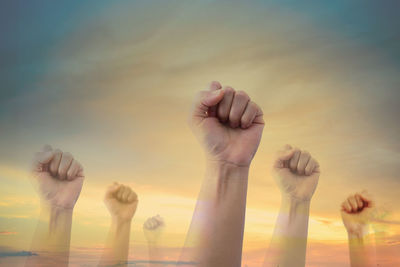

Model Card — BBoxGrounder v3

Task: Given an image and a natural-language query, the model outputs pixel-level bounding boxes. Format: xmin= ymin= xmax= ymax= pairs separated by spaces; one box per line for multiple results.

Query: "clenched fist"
xmin=104 ymin=183 xmax=138 ymax=222
xmin=189 ymin=81 xmax=264 ymax=167
xmin=31 ymin=145 xmax=84 ymax=209
xmin=143 ymin=215 xmax=165 ymax=244
xmin=341 ymin=191 xmax=374 ymax=236
xmin=273 ymin=145 xmax=320 ymax=201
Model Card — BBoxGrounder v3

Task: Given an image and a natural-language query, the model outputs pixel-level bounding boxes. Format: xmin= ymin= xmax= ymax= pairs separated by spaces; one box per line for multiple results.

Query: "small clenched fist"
xmin=143 ymin=215 xmax=165 ymax=243
xmin=31 ymin=145 xmax=84 ymax=209
xmin=341 ymin=191 xmax=374 ymax=236
xmin=104 ymin=183 xmax=138 ymax=222
xmin=273 ymin=145 xmax=320 ymax=201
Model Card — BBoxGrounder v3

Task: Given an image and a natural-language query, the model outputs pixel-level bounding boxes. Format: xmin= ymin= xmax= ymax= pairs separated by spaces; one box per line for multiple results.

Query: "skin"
xmin=143 ymin=215 xmax=165 ymax=267
xmin=26 ymin=145 xmax=84 ymax=267
xmin=99 ymin=183 xmax=138 ymax=267
xmin=263 ymin=145 xmax=320 ymax=267
xmin=341 ymin=192 xmax=376 ymax=267
xmin=180 ymin=81 xmax=264 ymax=267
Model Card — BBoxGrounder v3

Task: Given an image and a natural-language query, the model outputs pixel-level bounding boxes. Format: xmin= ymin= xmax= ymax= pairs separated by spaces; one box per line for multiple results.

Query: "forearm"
xmin=147 ymin=243 xmax=162 ymax=267
xmin=180 ymin=161 xmax=249 ymax=267
xmin=348 ymin=232 xmax=376 ymax=267
xmin=99 ymin=219 xmax=131 ymax=266
xmin=26 ymin=205 xmax=73 ymax=267
xmin=264 ymin=197 xmax=310 ymax=267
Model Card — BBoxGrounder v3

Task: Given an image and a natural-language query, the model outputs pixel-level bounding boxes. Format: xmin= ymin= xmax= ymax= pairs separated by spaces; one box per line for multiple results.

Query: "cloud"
xmin=0 ymin=246 xmax=37 ymax=258
xmin=0 ymin=231 xmax=17 ymax=236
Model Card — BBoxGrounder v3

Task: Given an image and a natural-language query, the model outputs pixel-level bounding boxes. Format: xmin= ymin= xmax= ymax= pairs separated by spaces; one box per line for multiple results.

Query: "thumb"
xmin=274 ymin=148 xmax=295 ymax=169
xmin=191 ymin=89 xmax=225 ymax=121
xmin=32 ymin=151 xmax=54 ymax=171
xmin=105 ymin=183 xmax=121 ymax=198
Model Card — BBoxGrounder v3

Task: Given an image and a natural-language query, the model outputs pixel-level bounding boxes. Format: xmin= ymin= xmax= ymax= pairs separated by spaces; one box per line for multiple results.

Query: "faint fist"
xmin=341 ymin=191 xmax=374 ymax=236
xmin=143 ymin=215 xmax=165 ymax=244
xmin=273 ymin=145 xmax=320 ymax=201
xmin=31 ymin=145 xmax=84 ymax=209
xmin=104 ymin=183 xmax=138 ymax=222
xmin=189 ymin=81 xmax=264 ymax=167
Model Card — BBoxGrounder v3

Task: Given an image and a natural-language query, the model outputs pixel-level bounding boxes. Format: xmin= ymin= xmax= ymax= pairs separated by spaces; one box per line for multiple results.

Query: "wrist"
xmin=281 ymin=195 xmax=311 ymax=215
xmin=347 ymin=227 xmax=369 ymax=239
xmin=281 ymin=194 xmax=311 ymax=205
xmin=206 ymin=160 xmax=250 ymax=180
xmin=112 ymin=217 xmax=133 ymax=226
xmin=40 ymin=202 xmax=74 ymax=214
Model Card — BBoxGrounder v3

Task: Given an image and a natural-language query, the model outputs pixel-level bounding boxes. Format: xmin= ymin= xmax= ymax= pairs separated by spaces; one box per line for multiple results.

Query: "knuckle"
xmin=236 ymin=90 xmax=249 ymax=99
xmin=224 ymin=86 xmax=234 ymax=93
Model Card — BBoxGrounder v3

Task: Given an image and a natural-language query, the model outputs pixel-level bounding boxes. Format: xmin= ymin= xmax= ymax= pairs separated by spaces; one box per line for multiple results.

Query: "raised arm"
xmin=341 ymin=191 xmax=376 ymax=267
xmin=27 ymin=145 xmax=84 ymax=267
xmin=180 ymin=81 xmax=264 ymax=267
xmin=99 ymin=183 xmax=138 ymax=267
xmin=263 ymin=145 xmax=320 ymax=267
xmin=143 ymin=215 xmax=165 ymax=266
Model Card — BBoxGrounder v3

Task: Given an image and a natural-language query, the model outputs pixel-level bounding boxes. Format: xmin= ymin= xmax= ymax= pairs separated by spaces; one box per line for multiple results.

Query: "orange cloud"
xmin=0 ymin=231 xmax=17 ymax=236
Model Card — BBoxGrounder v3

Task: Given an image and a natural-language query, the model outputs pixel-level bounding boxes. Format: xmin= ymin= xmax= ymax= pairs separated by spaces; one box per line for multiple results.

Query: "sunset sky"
xmin=1 ymin=1 xmax=399 ymax=266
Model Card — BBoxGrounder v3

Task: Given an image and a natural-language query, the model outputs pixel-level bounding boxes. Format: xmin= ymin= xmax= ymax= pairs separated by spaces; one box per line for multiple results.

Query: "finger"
xmin=117 ymin=185 xmax=126 ymax=201
xmin=217 ymin=86 xmax=235 ymax=123
xmin=348 ymin=196 xmax=358 ymax=212
xmin=304 ymin=158 xmax=316 ymax=176
xmin=274 ymin=148 xmax=295 ymax=169
xmin=191 ymin=90 xmax=225 ymax=124
xmin=76 ymin=164 xmax=84 ymax=177
xmin=58 ymin=152 xmax=73 ymax=180
xmin=208 ymin=81 xmax=222 ymax=91
xmin=297 ymin=151 xmax=311 ymax=175
xmin=127 ymin=191 xmax=138 ymax=203
xmin=289 ymin=149 xmax=301 ymax=172
xmin=150 ymin=219 xmax=156 ymax=229
xmin=359 ymin=191 xmax=374 ymax=208
xmin=240 ymin=101 xmax=258 ymax=129
xmin=228 ymin=91 xmax=250 ymax=128
xmin=343 ymin=201 xmax=352 ymax=213
xmin=359 ymin=191 xmax=372 ymax=202
xmin=49 ymin=149 xmax=62 ymax=176
xmin=33 ymin=151 xmax=55 ymax=171
xmin=355 ymin=194 xmax=364 ymax=210
xmin=252 ymin=104 xmax=264 ymax=125
xmin=106 ymin=183 xmax=121 ymax=198
xmin=67 ymin=160 xmax=80 ymax=180
xmin=122 ymin=187 xmax=131 ymax=202
xmin=207 ymin=81 xmax=223 ymax=117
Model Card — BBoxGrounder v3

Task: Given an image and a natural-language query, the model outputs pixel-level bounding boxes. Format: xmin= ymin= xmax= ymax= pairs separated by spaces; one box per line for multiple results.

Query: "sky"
xmin=0 ymin=0 xmax=400 ymax=266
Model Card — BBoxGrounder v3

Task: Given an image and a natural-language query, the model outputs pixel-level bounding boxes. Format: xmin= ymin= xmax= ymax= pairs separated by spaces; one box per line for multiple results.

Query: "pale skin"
xmin=341 ymin=191 xmax=376 ymax=267
xmin=99 ymin=183 xmax=138 ymax=267
xmin=180 ymin=81 xmax=264 ymax=267
xmin=263 ymin=145 xmax=320 ymax=267
xmin=143 ymin=215 xmax=165 ymax=267
xmin=27 ymin=145 xmax=84 ymax=267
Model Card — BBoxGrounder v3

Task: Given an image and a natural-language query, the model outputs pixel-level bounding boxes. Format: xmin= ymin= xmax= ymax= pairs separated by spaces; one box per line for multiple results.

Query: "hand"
xmin=104 ymin=183 xmax=138 ymax=222
xmin=273 ymin=145 xmax=320 ymax=202
xmin=341 ymin=191 xmax=374 ymax=236
xmin=143 ymin=215 xmax=165 ymax=244
xmin=31 ymin=145 xmax=84 ymax=209
xmin=189 ymin=81 xmax=264 ymax=167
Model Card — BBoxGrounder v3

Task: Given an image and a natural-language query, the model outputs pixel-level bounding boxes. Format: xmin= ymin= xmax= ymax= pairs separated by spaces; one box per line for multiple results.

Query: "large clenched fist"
xmin=189 ymin=81 xmax=264 ymax=167
xmin=104 ymin=183 xmax=138 ymax=222
xmin=31 ymin=145 xmax=84 ymax=209
xmin=143 ymin=215 xmax=165 ymax=244
xmin=341 ymin=191 xmax=374 ymax=236
xmin=273 ymin=145 xmax=320 ymax=201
